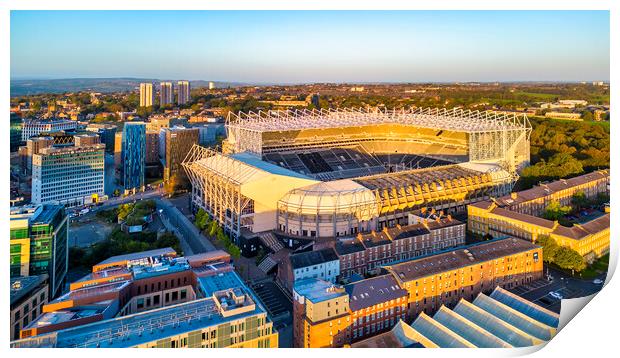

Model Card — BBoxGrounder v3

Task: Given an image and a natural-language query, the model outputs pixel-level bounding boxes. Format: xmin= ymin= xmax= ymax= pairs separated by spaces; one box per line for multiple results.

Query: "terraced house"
xmin=292 ymin=237 xmax=543 ymax=347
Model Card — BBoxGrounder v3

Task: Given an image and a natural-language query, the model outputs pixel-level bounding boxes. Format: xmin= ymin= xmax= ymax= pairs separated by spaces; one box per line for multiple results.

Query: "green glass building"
xmin=10 ymin=205 xmax=69 ymax=298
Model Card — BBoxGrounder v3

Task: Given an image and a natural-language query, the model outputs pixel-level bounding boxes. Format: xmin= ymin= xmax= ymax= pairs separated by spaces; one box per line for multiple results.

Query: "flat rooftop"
xmin=11 ymin=275 xmax=48 ymax=306
xmin=95 ymin=247 xmax=177 ymax=267
xmin=293 ymin=278 xmax=347 ymax=304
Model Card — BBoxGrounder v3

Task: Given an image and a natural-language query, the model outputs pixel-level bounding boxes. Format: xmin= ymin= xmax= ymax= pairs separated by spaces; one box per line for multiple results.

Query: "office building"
xmin=293 ymin=237 xmax=543 ymax=347
xmin=11 ymin=112 xmax=23 ymax=152
xmin=85 ymin=123 xmax=117 ymax=153
xmin=208 ymin=81 xmax=215 ymax=90
xmin=113 ymin=131 xmax=123 ymax=168
xmin=351 ymin=287 xmax=558 ymax=348
xmin=73 ymin=133 xmax=100 ymax=147
xmin=31 ymin=144 xmax=105 ymax=207
xmin=21 ymin=119 xmax=77 ymax=142
xmin=13 ymin=249 xmax=278 ymax=348
xmin=10 ymin=205 xmax=69 ymax=297
xmin=145 ymin=130 xmax=160 ymax=164
xmin=195 ymin=123 xmax=226 ymax=146
xmin=139 ymin=83 xmax=155 ymax=107
xmin=11 ymin=275 xmax=49 ymax=341
xmin=278 ymin=248 xmax=340 ymax=292
xmin=121 ymin=122 xmax=146 ymax=192
xmin=160 ymin=82 xmax=174 ymax=107
xmin=161 ymin=126 xmax=199 ymax=191
xmin=23 ymin=136 xmax=55 ymax=173
xmin=178 ymin=80 xmax=191 ymax=105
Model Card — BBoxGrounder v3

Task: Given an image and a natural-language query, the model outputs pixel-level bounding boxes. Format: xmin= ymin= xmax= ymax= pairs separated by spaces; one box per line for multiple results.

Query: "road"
xmin=156 ymin=198 xmax=216 ymax=255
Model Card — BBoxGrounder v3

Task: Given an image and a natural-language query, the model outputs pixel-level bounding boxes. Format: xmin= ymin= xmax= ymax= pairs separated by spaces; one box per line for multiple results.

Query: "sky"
xmin=10 ymin=10 xmax=610 ymax=83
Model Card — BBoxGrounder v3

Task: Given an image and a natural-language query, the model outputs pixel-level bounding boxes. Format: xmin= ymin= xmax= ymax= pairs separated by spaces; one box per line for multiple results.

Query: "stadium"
xmin=183 ymin=107 xmax=531 ymax=254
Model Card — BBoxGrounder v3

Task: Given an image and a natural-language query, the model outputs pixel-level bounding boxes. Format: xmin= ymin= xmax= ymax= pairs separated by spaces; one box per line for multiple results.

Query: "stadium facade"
xmin=184 ymin=108 xmax=531 ymax=253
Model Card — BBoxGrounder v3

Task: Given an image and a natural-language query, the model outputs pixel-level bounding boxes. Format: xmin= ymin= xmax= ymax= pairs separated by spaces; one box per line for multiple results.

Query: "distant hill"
xmin=10 ymin=78 xmax=248 ymax=97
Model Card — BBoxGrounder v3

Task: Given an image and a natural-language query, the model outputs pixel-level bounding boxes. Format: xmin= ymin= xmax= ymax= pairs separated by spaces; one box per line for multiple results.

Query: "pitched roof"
xmin=387 ymin=238 xmax=539 ymax=283
xmin=345 ymin=274 xmax=408 ymax=311
xmin=290 ymin=248 xmax=339 ymax=269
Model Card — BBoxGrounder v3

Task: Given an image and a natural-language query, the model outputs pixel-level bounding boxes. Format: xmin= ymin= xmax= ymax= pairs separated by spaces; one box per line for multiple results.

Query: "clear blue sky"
xmin=11 ymin=10 xmax=609 ymax=83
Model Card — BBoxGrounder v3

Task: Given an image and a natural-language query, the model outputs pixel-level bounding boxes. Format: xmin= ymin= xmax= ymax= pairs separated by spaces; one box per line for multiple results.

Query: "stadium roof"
xmin=227 ymin=107 xmax=530 ymax=134
xmin=366 ymin=287 xmax=558 ymax=348
xmin=188 ymin=151 xmax=313 ymax=185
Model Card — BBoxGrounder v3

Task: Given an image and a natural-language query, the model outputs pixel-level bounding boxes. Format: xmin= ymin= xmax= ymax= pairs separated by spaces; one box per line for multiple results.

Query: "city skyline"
xmin=11 ymin=10 xmax=610 ymax=83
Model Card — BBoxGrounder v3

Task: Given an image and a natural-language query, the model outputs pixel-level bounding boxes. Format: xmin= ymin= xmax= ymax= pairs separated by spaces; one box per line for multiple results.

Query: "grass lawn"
xmin=579 ymin=254 xmax=609 ymax=279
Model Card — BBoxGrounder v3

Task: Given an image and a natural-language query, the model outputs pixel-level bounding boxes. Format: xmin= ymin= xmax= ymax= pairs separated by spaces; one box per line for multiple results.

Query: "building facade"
xmin=278 ymin=248 xmax=340 ymax=292
xmin=468 ymin=202 xmax=610 ymax=263
xmin=11 ymin=112 xmax=23 ymax=152
xmin=10 ymin=275 xmax=49 ymax=341
xmin=335 ymin=218 xmax=466 ymax=280
xmin=178 ymin=80 xmax=191 ymax=105
xmin=85 ymin=123 xmax=117 ymax=153
xmin=145 ymin=130 xmax=160 ymax=164
xmin=121 ymin=122 xmax=146 ymax=192
xmin=21 ymin=119 xmax=77 ymax=142
xmin=162 ymin=126 xmax=199 ymax=192
xmin=12 ymin=249 xmax=278 ymax=348
xmin=160 ymin=82 xmax=174 ymax=106
xmin=488 ymin=170 xmax=609 ymax=217
xmin=31 ymin=144 xmax=105 ymax=207
xmin=10 ymin=205 xmax=69 ymax=297
xmin=139 ymin=83 xmax=155 ymax=107
xmin=292 ymin=237 xmax=543 ymax=348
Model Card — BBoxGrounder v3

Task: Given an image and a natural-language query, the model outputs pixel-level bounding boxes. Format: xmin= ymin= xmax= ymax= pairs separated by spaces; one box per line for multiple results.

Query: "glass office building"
xmin=10 ymin=205 xmax=69 ymax=298
xmin=121 ymin=122 xmax=146 ymax=192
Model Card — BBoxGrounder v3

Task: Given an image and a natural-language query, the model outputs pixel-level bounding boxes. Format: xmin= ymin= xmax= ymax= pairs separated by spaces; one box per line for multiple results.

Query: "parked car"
xmin=549 ymin=291 xmax=563 ymax=300
xmin=593 ymin=279 xmax=604 ymax=285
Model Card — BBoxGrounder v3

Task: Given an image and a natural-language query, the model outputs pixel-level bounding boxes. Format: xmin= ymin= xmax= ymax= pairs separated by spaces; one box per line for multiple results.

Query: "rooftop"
xmin=293 ymin=278 xmax=347 ymax=304
xmin=228 ymin=107 xmax=530 ymax=134
xmin=290 ymin=248 xmax=339 ymax=269
xmin=387 ymin=237 xmax=540 ymax=282
xmin=95 ymin=247 xmax=177 ymax=268
xmin=493 ymin=170 xmax=609 ymax=207
xmin=345 ymin=274 xmax=407 ymax=311
xmin=10 ymin=275 xmax=48 ymax=306
xmin=355 ymin=287 xmax=557 ymax=348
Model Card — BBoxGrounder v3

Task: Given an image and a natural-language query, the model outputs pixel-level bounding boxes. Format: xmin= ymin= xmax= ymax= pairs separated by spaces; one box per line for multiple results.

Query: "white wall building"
xmin=31 ymin=144 xmax=106 ymax=207
xmin=290 ymin=248 xmax=341 ymax=283
xmin=21 ymin=119 xmax=77 ymax=141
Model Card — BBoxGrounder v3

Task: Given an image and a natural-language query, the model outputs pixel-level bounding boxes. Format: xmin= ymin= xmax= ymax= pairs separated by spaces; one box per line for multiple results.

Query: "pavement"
xmin=508 ymin=264 xmax=607 ymax=313
xmin=156 ymin=197 xmax=216 ymax=255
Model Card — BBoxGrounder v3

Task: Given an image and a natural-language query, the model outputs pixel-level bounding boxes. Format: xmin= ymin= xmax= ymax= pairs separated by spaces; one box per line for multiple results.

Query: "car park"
xmin=550 ymin=291 xmax=563 ymax=300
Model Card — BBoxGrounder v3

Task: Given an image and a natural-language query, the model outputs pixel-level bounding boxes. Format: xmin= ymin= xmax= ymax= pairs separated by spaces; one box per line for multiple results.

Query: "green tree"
xmin=554 ymin=246 xmax=586 ymax=272
xmin=228 ymin=245 xmax=241 ymax=259
xmin=581 ymin=110 xmax=593 ymax=121
xmin=542 ymin=200 xmax=572 ymax=221
xmin=571 ymin=191 xmax=588 ymax=211
xmin=536 ymin=235 xmax=559 ymax=263
xmin=195 ymin=208 xmax=209 ymax=231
